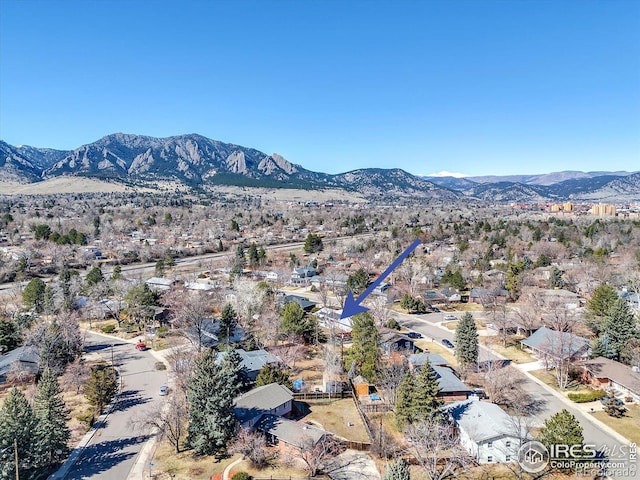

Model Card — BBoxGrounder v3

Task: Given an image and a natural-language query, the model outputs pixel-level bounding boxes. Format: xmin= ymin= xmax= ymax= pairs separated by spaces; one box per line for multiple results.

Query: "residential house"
xmin=433 ymin=365 xmax=472 ymax=402
xmin=580 ymin=357 xmax=640 ymax=403
xmin=290 ymin=267 xmax=316 ymax=285
xmin=444 ymin=397 xmax=524 ymax=464
xmin=520 ymin=327 xmax=591 ymax=365
xmin=316 ymin=307 xmax=353 ymax=338
xmin=0 ymin=346 xmax=39 ymax=383
xmin=234 ymin=383 xmax=294 ymax=428
xmin=618 ymin=288 xmax=640 ymax=313
xmin=183 ymin=318 xmax=247 ymax=349
xmin=407 ymin=353 xmax=449 ymax=372
xmin=379 ymin=330 xmax=415 ymax=359
xmin=255 ymin=414 xmax=329 ymax=451
xmin=469 ymin=288 xmax=509 ymax=305
xmin=440 ymin=288 xmax=462 ymax=303
xmin=218 ymin=348 xmax=282 ymax=382
xmin=278 ymin=293 xmax=317 ymax=312
xmin=145 ymin=277 xmax=176 ymax=292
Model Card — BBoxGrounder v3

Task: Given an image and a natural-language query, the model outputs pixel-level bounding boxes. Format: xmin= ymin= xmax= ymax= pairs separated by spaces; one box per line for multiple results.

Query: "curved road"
xmin=57 ymin=332 xmax=167 ymax=480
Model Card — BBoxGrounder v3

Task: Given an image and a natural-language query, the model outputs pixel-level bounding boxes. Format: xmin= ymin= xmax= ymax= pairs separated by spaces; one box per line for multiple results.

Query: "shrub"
xmin=567 ymin=389 xmax=607 ymax=403
xmin=231 ymin=473 xmax=251 ymax=480
xmin=155 ymin=362 xmax=167 ymax=371
xmin=76 ymin=409 xmax=95 ymax=428
xmin=386 ymin=318 xmax=401 ymax=330
xmin=157 ymin=326 xmax=169 ymax=338
xmin=101 ymin=324 xmax=116 ymax=334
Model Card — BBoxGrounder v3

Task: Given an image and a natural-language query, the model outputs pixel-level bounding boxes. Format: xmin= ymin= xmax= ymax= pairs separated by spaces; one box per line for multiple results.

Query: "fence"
xmin=293 ymin=391 xmax=350 ymax=400
xmin=358 ymin=403 xmax=393 ymax=413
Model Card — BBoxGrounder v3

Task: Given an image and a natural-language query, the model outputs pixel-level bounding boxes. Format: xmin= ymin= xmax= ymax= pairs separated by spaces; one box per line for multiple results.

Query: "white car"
xmin=443 ymin=314 xmax=457 ymax=321
xmin=159 ymin=385 xmax=168 ymax=396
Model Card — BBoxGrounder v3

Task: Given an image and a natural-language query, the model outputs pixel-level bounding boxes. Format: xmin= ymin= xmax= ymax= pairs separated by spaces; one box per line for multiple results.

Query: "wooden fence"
xmin=293 ymin=391 xmax=350 ymax=400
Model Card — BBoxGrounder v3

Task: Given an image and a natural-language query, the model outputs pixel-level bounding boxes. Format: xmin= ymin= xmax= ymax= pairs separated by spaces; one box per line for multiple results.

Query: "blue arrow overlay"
xmin=341 ymin=238 xmax=422 ymax=319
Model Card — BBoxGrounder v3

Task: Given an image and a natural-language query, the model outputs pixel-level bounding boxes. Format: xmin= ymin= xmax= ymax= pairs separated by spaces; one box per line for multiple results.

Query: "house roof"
xmin=0 ymin=346 xmax=39 ymax=378
xmin=352 ymin=375 xmax=370 ymax=386
xmin=234 ymin=383 xmax=293 ymax=423
xmin=255 ymin=414 xmax=327 ymax=448
xmin=184 ymin=318 xmax=246 ymax=348
xmin=520 ymin=327 xmax=590 ymax=360
xmin=581 ymin=357 xmax=640 ymax=395
xmin=407 ymin=353 xmax=449 ymax=368
xmin=433 ymin=365 xmax=471 ymax=394
xmin=218 ymin=349 xmax=280 ymax=374
xmin=444 ymin=398 xmax=519 ymax=443
xmin=379 ymin=330 xmax=410 ymax=344
xmin=281 ymin=294 xmax=317 ymax=310
xmin=145 ymin=277 xmax=174 ymax=286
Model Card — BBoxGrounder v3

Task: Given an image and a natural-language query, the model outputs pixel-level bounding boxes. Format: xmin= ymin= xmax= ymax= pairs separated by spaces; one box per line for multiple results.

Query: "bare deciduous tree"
xmin=164 ymin=288 xmax=212 ymax=352
xmin=405 ymin=416 xmax=473 ymax=480
xmin=229 ymin=427 xmax=275 ymax=469
xmin=293 ymin=436 xmax=343 ymax=477
xmin=63 ymin=358 xmax=89 ymax=394
xmin=134 ymin=393 xmax=188 ymax=453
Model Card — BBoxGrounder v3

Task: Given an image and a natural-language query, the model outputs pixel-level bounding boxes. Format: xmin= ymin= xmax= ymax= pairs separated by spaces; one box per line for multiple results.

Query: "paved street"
xmin=58 ymin=332 xmax=167 ymax=480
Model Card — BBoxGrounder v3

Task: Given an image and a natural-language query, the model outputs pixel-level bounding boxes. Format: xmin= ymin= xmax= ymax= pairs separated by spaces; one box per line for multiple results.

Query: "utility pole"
xmin=111 ymin=343 xmax=114 ymax=367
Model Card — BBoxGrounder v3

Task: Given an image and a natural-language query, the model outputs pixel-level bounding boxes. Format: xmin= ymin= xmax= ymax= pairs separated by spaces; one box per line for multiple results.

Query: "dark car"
xmin=601 ymin=396 xmax=623 ymax=406
xmin=441 ymin=338 xmax=454 ymax=349
xmin=407 ymin=331 xmax=422 ymax=339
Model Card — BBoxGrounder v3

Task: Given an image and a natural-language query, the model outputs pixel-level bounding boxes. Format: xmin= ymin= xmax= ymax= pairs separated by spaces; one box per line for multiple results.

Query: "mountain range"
xmin=1 ymin=133 xmax=639 ymax=202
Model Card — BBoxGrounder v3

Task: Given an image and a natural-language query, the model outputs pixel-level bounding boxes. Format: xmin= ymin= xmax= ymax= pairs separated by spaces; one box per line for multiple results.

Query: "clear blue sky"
xmin=1 ymin=0 xmax=639 ymax=176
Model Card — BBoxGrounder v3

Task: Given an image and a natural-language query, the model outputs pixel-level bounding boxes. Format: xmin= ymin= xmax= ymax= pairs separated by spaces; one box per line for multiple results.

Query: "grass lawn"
xmin=591 ymin=404 xmax=640 ymax=445
xmin=151 ymin=441 xmax=235 ymax=480
xmin=301 ymin=398 xmax=370 ymax=442
xmin=481 ymin=337 xmax=536 ymax=364
xmin=529 ymin=369 xmax=591 ymax=393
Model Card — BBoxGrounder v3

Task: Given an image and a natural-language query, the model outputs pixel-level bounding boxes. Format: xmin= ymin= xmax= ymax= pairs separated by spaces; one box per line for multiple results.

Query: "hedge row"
xmin=568 ymin=389 xmax=607 ymax=403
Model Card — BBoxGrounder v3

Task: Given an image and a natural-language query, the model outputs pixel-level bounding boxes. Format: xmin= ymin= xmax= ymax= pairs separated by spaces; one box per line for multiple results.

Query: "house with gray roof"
xmin=234 ymin=383 xmax=294 ymax=427
xmin=580 ymin=357 xmax=640 ymax=403
xmin=218 ymin=348 xmax=281 ymax=382
xmin=520 ymin=327 xmax=591 ymax=364
xmin=0 ymin=345 xmax=39 ymax=383
xmin=255 ymin=414 xmax=328 ymax=449
xmin=433 ymin=365 xmax=472 ymax=402
xmin=444 ymin=397 xmax=525 ymax=464
xmin=407 ymin=353 xmax=449 ymax=371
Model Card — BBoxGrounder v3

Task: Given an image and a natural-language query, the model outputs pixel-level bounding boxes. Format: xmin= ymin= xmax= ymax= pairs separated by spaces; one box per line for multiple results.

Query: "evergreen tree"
xmin=586 ymin=284 xmax=619 ymax=333
xmin=343 ymin=313 xmax=381 ymax=382
xmin=383 ymin=458 xmax=411 ymax=480
xmin=85 ymin=365 xmax=118 ymax=414
xmin=43 ymin=284 xmax=56 ymax=316
xmin=394 ymin=372 xmax=416 ymax=428
xmin=247 ymin=243 xmax=259 ymax=268
xmin=600 ymin=298 xmax=639 ymax=360
xmin=279 ymin=302 xmax=318 ymax=343
xmin=347 ymin=268 xmax=369 ymax=295
xmin=591 ymin=333 xmax=616 ymax=359
xmin=0 ymin=387 xmax=38 ymax=477
xmin=257 ymin=246 xmax=266 ymax=265
xmin=303 ymin=233 xmax=324 ymax=253
xmin=549 ymin=266 xmax=564 ymax=289
xmin=218 ymin=303 xmax=238 ymax=344
xmin=85 ymin=266 xmax=104 ymax=287
xmin=455 ymin=313 xmax=478 ymax=369
xmin=538 ymin=409 xmax=584 ymax=458
xmin=603 ymin=397 xmax=626 ymax=418
xmin=255 ymin=364 xmax=292 ymax=389
xmin=413 ymin=360 xmax=443 ymax=421
xmin=111 ymin=265 xmax=123 ymax=280
xmin=23 ymin=277 xmax=46 ymax=313
xmin=33 ymin=369 xmax=70 ymax=466
xmin=187 ymin=350 xmax=239 ymax=457
xmin=0 ymin=319 xmax=20 ymax=353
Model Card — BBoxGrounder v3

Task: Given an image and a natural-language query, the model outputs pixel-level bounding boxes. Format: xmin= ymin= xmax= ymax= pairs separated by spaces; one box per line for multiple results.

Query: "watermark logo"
xmin=518 ymin=441 xmax=549 ymax=473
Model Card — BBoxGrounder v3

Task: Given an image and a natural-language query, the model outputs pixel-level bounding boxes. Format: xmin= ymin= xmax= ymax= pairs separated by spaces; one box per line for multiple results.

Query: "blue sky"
xmin=1 ymin=0 xmax=639 ymax=176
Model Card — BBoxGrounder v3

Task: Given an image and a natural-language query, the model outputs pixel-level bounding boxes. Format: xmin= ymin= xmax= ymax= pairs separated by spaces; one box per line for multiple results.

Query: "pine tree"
xmin=600 ymin=298 xmax=639 ymax=360
xmin=591 ymin=333 xmax=616 ymax=359
xmin=413 ymin=360 xmax=443 ymax=421
xmin=343 ymin=313 xmax=381 ymax=382
xmin=0 ymin=387 xmax=38 ymax=477
xmin=586 ymin=284 xmax=619 ymax=333
xmin=455 ymin=313 xmax=478 ymax=369
xmin=538 ymin=409 xmax=584 ymax=457
xmin=383 ymin=458 xmax=411 ymax=480
xmin=218 ymin=303 xmax=238 ymax=344
xmin=186 ymin=350 xmax=239 ymax=457
xmin=23 ymin=277 xmax=46 ymax=313
xmin=394 ymin=372 xmax=417 ymax=428
xmin=255 ymin=364 xmax=292 ymax=389
xmin=247 ymin=243 xmax=259 ymax=268
xmin=85 ymin=365 xmax=118 ymax=414
xmin=33 ymin=368 xmax=71 ymax=466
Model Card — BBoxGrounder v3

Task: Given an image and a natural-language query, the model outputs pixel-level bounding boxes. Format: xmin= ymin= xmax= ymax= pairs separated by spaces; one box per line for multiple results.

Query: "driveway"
xmin=323 ymin=449 xmax=381 ymax=480
xmin=52 ymin=332 xmax=167 ymax=480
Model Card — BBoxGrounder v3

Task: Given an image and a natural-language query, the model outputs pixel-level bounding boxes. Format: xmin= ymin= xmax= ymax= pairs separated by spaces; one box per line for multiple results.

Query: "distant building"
xmin=591 ymin=203 xmax=616 ymax=216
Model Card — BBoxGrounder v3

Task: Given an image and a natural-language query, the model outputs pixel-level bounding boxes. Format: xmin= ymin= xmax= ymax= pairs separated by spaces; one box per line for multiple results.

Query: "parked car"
xmin=443 ymin=314 xmax=457 ymax=321
xmin=407 ymin=331 xmax=422 ymax=339
xmin=135 ymin=342 xmax=148 ymax=351
xmin=601 ymin=396 xmax=623 ymax=406
xmin=432 ymin=307 xmax=441 ymax=313
xmin=159 ymin=385 xmax=168 ymax=396
xmin=441 ymin=338 xmax=454 ymax=348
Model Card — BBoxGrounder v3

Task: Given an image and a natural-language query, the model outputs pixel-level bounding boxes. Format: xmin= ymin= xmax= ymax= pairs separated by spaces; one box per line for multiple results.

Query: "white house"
xmin=444 ymin=398 xmax=524 ymax=464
